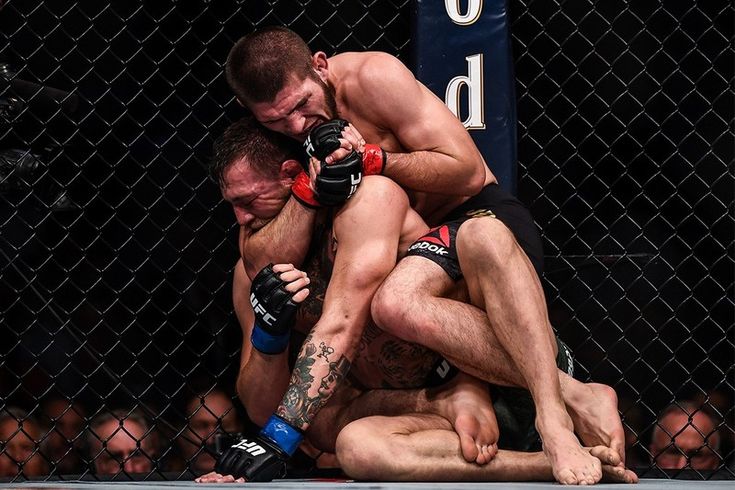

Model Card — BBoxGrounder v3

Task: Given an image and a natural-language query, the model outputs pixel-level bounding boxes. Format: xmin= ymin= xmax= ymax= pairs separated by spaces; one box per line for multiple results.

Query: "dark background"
xmin=0 ymin=0 xmax=732 ymax=479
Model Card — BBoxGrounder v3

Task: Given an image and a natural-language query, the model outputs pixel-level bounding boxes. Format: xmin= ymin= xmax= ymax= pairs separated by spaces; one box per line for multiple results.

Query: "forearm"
xmin=237 ymin=351 xmax=292 ymax=426
xmin=275 ymin=326 xmax=358 ymax=432
xmin=382 ymin=149 xmax=485 ymax=196
xmin=241 ymin=198 xmax=316 ymax=279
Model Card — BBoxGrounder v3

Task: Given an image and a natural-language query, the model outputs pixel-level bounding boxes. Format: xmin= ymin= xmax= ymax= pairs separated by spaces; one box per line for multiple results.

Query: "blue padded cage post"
xmin=411 ymin=0 xmax=518 ymax=194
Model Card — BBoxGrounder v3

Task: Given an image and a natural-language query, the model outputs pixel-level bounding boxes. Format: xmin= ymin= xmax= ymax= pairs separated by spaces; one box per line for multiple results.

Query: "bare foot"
xmin=194 ymin=471 xmax=244 ymax=484
xmin=566 ymin=382 xmax=626 ymax=463
xmin=429 ymin=372 xmax=499 ymax=465
xmin=537 ymin=407 xmax=603 ymax=485
xmin=587 ymin=446 xmax=639 ymax=484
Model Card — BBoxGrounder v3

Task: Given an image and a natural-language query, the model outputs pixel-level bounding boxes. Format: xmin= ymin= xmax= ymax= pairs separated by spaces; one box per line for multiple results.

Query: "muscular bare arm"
xmin=239 ymin=198 xmax=315 ymax=280
xmin=233 ymin=259 xmax=293 ymax=426
xmin=334 ymin=52 xmax=489 ymax=196
xmin=274 ymin=176 xmax=409 ymax=431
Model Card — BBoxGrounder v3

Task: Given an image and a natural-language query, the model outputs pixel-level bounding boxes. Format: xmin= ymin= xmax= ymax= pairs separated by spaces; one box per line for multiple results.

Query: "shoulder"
xmin=356 ymin=52 xmax=415 ymax=88
xmin=354 ymin=175 xmax=407 ymax=204
xmin=333 ymin=52 xmax=414 ymax=90
xmin=333 ymin=176 xmax=408 ymax=229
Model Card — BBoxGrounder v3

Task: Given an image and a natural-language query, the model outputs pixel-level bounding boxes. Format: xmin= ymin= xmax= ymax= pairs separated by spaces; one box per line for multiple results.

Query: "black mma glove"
xmin=314 ymin=150 xmax=363 ymax=206
xmin=304 ymin=119 xmax=387 ymax=175
xmin=303 ymin=119 xmax=386 ymax=206
xmin=249 ymin=264 xmax=301 ymax=354
xmin=303 ymin=119 xmax=349 ymax=161
xmin=216 ymin=415 xmax=303 ymax=482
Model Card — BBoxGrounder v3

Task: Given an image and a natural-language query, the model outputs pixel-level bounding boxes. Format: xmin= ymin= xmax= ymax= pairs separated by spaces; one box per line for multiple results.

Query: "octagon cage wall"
xmin=0 ymin=0 xmax=732 ymax=482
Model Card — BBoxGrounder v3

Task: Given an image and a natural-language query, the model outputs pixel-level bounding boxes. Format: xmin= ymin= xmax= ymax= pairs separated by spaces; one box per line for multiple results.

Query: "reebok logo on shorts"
xmin=406 ymin=222 xmax=461 ymax=280
xmin=407 ymin=225 xmax=451 ymax=256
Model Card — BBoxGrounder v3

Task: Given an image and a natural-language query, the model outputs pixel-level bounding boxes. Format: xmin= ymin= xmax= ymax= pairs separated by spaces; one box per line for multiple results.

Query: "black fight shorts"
xmin=405 ymin=184 xmax=544 ymax=280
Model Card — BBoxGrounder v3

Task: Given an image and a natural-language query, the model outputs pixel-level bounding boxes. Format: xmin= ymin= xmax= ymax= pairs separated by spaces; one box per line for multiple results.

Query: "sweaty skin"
xmin=302 ymin=54 xmax=625 ymax=484
xmin=234 ymin=42 xmax=627 ymax=483
xmin=226 ymin=166 xmax=500 ymax=465
xmin=200 ymin=129 xmax=636 ymax=481
xmin=196 ymin=260 xmax=637 ymax=484
xmin=240 ymin=50 xmax=492 ymax=276
xmin=250 ymin=51 xmax=493 ymax=223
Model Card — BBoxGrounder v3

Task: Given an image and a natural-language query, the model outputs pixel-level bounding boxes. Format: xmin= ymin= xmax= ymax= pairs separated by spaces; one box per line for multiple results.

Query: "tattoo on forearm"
xmin=277 ymin=334 xmax=351 ymax=428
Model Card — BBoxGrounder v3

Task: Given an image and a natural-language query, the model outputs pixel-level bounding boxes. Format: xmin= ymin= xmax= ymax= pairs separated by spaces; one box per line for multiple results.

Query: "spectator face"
xmin=650 ymin=410 xmax=720 ymax=470
xmin=44 ymin=399 xmax=86 ymax=473
xmin=0 ymin=417 xmax=47 ymax=477
xmin=179 ymin=391 xmax=239 ymax=473
xmin=91 ymin=418 xmax=153 ymax=475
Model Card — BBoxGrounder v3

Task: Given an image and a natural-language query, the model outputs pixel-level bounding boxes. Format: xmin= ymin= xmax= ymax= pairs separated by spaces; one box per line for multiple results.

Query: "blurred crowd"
xmin=1 ymin=387 xmax=732 ymax=480
xmin=0 ymin=386 xmax=246 ymax=479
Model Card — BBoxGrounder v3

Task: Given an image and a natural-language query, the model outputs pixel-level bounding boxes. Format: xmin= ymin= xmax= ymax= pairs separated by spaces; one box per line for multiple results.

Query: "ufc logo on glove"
xmin=250 ymin=293 xmax=276 ymax=326
xmin=231 ymin=439 xmax=266 ymax=456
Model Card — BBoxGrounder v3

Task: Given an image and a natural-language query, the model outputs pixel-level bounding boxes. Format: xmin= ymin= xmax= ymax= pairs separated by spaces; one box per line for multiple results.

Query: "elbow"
xmin=450 ymin=157 xmax=486 ymax=196
xmin=466 ymin=164 xmax=486 ymax=195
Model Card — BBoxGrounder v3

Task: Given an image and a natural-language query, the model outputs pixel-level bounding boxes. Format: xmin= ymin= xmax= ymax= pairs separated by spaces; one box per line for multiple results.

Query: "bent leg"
xmin=309 ymin=372 xmax=498 ymax=465
xmin=456 ymin=216 xmax=600 ymax=484
xmin=373 ymin=254 xmax=625 ymax=462
xmin=335 ymin=414 xmax=637 ymax=484
xmin=373 ymin=224 xmax=624 ymax=483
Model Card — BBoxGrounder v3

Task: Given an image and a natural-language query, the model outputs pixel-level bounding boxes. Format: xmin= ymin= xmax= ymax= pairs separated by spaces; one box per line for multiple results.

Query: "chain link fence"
xmin=0 ymin=0 xmax=732 ymax=481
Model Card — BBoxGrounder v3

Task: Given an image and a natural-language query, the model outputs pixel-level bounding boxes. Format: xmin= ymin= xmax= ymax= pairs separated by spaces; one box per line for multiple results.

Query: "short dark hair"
xmin=226 ymin=26 xmax=315 ymax=105
xmin=210 ymin=116 xmax=303 ymax=186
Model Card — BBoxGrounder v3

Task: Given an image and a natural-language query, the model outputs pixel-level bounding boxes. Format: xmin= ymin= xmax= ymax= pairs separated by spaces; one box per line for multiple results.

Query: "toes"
xmin=475 ymin=444 xmax=498 ymax=465
xmin=557 ymin=468 xmax=579 ymax=485
xmin=457 ymin=431 xmax=479 ymax=463
xmin=487 ymin=443 xmax=498 ymax=460
xmin=589 ymin=445 xmax=621 ymax=466
xmin=626 ymin=470 xmax=639 ymax=484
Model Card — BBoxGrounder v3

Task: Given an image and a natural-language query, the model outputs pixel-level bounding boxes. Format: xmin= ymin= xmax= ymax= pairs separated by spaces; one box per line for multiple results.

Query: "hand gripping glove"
xmin=249 ymin=264 xmax=300 ymax=354
xmin=303 ymin=119 xmax=349 ymax=161
xmin=304 ymin=119 xmax=387 ymax=175
xmin=314 ymin=150 xmax=363 ymax=206
xmin=215 ymin=415 xmax=303 ymax=482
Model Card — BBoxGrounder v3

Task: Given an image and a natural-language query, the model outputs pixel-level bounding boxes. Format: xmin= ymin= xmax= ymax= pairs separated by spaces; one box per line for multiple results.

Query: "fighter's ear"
xmin=280 ymin=159 xmax=303 ymax=181
xmin=312 ymin=52 xmax=329 ymax=82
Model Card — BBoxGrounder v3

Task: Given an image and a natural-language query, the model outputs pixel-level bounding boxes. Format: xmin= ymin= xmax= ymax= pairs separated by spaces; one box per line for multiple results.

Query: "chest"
xmin=337 ymin=109 xmax=404 ymax=154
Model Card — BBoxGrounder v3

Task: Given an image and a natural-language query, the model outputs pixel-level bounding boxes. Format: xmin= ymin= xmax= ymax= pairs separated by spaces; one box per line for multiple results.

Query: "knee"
xmin=457 ymin=217 xmax=517 ymax=269
xmin=371 ymin=275 xmax=417 ymax=339
xmin=336 ymin=420 xmax=396 ymax=480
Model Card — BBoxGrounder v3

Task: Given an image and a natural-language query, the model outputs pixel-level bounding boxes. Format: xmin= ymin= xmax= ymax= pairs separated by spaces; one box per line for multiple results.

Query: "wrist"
xmin=251 ymin=323 xmax=290 ymax=354
xmin=362 ymin=144 xmax=386 ymax=175
xmin=260 ymin=414 xmax=303 ymax=456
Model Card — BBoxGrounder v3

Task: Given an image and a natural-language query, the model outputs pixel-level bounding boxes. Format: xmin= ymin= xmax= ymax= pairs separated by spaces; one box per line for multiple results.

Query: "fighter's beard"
xmin=322 ymin=80 xmax=338 ymax=119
